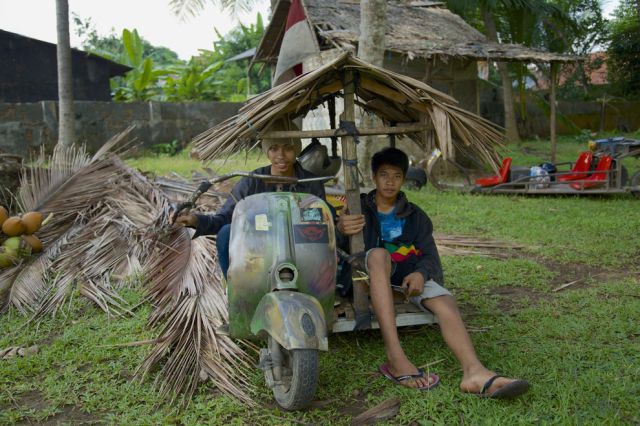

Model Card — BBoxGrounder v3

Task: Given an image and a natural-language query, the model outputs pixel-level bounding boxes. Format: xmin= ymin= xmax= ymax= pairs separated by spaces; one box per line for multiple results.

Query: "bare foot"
xmin=460 ymin=368 xmax=525 ymax=395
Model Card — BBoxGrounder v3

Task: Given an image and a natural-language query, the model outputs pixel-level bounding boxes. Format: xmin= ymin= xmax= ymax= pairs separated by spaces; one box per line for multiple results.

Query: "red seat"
xmin=557 ymin=151 xmax=593 ymax=182
xmin=475 ymin=157 xmax=512 ymax=187
xmin=570 ymin=155 xmax=613 ymax=190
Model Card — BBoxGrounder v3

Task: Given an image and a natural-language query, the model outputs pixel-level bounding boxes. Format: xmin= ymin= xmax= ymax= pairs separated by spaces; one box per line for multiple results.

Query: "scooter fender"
xmin=250 ymin=292 xmax=328 ymax=351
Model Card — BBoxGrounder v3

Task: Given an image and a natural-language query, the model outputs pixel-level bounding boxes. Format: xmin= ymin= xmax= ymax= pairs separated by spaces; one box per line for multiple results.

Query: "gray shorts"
xmin=404 ymin=279 xmax=452 ymax=312
xmin=365 ymin=249 xmax=451 ymax=312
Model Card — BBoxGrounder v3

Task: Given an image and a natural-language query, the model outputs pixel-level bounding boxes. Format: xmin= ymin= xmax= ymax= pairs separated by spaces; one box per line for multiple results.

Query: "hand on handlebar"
xmin=337 ymin=213 xmax=365 ymax=235
xmin=174 ymin=212 xmax=198 ymax=228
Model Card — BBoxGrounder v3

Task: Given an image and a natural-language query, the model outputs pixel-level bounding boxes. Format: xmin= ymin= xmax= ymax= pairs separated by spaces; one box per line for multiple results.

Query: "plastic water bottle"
xmin=530 ymin=166 xmax=550 ymax=189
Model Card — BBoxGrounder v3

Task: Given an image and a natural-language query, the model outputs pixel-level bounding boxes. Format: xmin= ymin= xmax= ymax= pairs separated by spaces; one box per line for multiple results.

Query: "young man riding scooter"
xmin=337 ymin=147 xmax=530 ymax=398
xmin=176 ymin=118 xmax=327 ymax=278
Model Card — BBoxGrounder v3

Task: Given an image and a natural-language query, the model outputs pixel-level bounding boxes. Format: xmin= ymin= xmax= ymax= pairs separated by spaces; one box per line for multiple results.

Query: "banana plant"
xmin=109 ymin=29 xmax=167 ymax=101
xmin=162 ymin=59 xmax=225 ymax=101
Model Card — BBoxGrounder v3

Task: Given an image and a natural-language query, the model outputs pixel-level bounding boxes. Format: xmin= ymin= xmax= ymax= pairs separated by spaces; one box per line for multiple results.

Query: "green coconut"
xmin=0 ymin=246 xmax=17 ymax=268
xmin=3 ymin=236 xmax=21 ymax=254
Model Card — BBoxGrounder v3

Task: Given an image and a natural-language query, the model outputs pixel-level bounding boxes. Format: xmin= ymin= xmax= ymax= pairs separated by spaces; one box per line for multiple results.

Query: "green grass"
xmin=125 ymin=148 xmax=266 ymax=178
xmin=1 ymin=135 xmax=639 ymax=424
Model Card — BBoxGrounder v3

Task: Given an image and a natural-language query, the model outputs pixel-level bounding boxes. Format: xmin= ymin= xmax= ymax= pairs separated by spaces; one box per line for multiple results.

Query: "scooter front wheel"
xmin=263 ymin=335 xmax=318 ymax=410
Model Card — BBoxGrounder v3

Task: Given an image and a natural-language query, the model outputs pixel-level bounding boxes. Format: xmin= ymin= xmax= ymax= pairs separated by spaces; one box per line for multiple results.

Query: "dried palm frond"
xmin=8 ymin=222 xmax=85 ymax=315
xmin=0 ymin=268 xmax=20 ymax=313
xmin=191 ymin=53 xmax=504 ymax=170
xmin=3 ymin=131 xmax=258 ymax=406
xmin=138 ymin=227 xmax=256 ymax=405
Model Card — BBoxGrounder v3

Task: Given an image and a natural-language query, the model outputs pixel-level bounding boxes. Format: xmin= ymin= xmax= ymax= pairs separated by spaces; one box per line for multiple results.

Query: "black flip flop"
xmin=477 ymin=374 xmax=530 ymax=399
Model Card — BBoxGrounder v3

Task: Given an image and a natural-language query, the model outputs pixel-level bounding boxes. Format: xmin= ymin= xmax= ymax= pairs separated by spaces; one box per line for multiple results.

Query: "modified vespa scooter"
xmin=174 ymin=172 xmax=336 ymax=410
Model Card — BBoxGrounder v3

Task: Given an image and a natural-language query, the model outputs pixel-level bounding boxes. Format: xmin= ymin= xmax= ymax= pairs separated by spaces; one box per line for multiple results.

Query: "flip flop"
xmin=476 ymin=375 xmax=530 ymax=399
xmin=378 ymin=363 xmax=440 ymax=391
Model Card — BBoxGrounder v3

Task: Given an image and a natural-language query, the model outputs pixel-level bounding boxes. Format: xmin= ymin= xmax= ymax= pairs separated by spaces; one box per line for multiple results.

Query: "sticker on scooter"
xmin=254 ymin=214 xmax=270 ymax=231
xmin=294 ymin=224 xmax=328 ymax=243
xmin=301 ymin=207 xmax=323 ymax=222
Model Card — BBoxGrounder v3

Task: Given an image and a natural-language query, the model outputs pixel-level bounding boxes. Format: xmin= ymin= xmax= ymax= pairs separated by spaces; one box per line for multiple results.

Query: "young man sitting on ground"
xmin=337 ymin=147 xmax=530 ymax=398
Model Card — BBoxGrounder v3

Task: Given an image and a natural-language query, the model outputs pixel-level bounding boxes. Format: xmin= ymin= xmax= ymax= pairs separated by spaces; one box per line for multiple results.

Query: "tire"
xmin=403 ymin=179 xmax=423 ymax=190
xmin=612 ymin=162 xmax=629 ymax=187
xmin=266 ymin=336 xmax=319 ymax=410
xmin=630 ymin=171 xmax=640 ymax=199
xmin=619 ymin=165 xmax=629 ymax=187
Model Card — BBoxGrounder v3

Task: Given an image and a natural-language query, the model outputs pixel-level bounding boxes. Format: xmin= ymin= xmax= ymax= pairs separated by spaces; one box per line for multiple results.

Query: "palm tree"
xmin=168 ymin=0 xmax=254 ymax=18
xmin=358 ymin=0 xmax=387 ymax=67
xmin=480 ymin=6 xmax=520 ymax=143
xmin=357 ymin=0 xmax=387 ymax=185
xmin=447 ymin=0 xmax=567 ymax=143
xmin=55 ymin=0 xmax=75 ymax=147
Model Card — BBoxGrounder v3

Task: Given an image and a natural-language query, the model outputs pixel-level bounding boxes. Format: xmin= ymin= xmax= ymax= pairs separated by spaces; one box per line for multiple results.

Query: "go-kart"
xmin=427 ymin=137 xmax=640 ymax=198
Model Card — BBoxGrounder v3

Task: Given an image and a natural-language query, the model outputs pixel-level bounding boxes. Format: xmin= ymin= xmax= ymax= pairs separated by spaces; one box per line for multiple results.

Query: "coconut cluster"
xmin=0 ymin=206 xmax=46 ymax=268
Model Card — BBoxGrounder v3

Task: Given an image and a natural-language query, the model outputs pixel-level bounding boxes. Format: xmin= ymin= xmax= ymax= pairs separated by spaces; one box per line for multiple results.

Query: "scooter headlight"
xmin=274 ymin=263 xmax=298 ymax=289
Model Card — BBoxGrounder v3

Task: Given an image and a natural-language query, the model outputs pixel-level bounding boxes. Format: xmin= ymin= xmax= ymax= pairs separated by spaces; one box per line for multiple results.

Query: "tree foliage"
xmin=72 ymin=13 xmax=268 ymax=102
xmin=607 ymin=0 xmax=640 ymax=98
xmin=73 ymin=14 xmax=181 ymax=67
xmin=447 ymin=0 xmax=609 ymax=103
xmin=172 ymin=13 xmax=270 ymax=101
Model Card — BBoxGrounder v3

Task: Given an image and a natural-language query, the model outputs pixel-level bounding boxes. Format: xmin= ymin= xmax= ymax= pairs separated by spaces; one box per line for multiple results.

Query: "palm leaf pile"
xmin=192 ymin=52 xmax=504 ymax=169
xmin=0 ymin=129 xmax=256 ymax=405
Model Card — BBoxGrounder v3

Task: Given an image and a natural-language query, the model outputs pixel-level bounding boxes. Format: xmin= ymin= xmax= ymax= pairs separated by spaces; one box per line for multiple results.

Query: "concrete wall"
xmin=480 ymin=90 xmax=640 ymax=138
xmin=0 ymin=101 xmax=242 ymax=157
xmin=2 ymin=97 xmax=638 ymax=159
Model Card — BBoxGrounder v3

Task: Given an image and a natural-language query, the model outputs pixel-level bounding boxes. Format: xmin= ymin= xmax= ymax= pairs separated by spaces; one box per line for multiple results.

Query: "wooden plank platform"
xmin=331 ymin=296 xmax=438 ymax=333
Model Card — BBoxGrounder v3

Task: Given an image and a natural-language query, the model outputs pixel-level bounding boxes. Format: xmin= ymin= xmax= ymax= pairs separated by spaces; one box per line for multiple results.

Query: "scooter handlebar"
xmin=171 ymin=172 xmax=336 ymax=223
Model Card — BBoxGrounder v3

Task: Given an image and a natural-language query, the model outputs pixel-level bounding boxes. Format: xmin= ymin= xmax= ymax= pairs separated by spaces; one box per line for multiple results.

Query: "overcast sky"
xmin=0 ymin=0 xmax=620 ymax=60
xmin=0 ymin=0 xmax=270 ymax=59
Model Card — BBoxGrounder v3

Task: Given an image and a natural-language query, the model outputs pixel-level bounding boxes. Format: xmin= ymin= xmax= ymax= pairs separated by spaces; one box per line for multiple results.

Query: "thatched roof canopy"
xmin=192 ymin=53 xmax=504 ymax=167
xmin=253 ymin=0 xmax=578 ymax=65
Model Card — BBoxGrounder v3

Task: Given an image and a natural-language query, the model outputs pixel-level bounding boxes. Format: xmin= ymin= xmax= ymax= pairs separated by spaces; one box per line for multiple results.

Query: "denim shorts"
xmin=365 ymin=248 xmax=451 ymax=312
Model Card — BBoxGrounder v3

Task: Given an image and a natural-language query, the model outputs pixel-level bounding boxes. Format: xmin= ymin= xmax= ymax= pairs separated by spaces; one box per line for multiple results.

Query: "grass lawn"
xmin=1 ymin=134 xmax=639 ymax=425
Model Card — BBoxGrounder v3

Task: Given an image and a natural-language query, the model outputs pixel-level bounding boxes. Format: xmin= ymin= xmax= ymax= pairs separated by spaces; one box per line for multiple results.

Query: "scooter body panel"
xmin=227 ymin=192 xmax=336 ymax=339
xmin=251 ymin=291 xmax=328 ymax=351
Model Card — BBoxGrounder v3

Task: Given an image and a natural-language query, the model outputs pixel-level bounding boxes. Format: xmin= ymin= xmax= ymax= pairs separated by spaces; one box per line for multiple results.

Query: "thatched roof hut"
xmin=253 ymin=0 xmax=576 ymax=67
xmin=194 ymin=51 xmax=509 ymax=320
xmin=193 ymin=52 xmax=502 ymax=166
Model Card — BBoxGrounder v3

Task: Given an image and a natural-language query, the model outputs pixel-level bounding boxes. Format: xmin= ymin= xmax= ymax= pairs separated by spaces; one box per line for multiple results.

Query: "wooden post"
xmin=550 ymin=62 xmax=558 ymax=164
xmin=388 ymin=121 xmax=396 ymax=148
xmin=342 ymin=69 xmax=370 ymax=330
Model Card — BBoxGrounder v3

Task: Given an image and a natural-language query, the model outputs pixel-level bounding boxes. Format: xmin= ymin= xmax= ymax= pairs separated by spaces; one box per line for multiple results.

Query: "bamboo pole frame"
xmin=261 ymin=123 xmax=429 ymax=140
xmin=341 ymin=69 xmax=370 ymax=330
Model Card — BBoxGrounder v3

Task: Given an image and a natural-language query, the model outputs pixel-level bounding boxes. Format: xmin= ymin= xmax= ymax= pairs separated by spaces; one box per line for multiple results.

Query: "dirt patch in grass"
xmin=488 ymin=252 xmax=637 ymax=313
xmin=0 ymin=390 xmax=104 ymax=426
xmin=492 ymin=286 xmax=552 ymax=313
xmin=337 ymin=389 xmax=373 ymax=419
xmin=1 ymin=390 xmax=49 ymax=413
xmin=32 ymin=405 xmax=104 ymax=426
